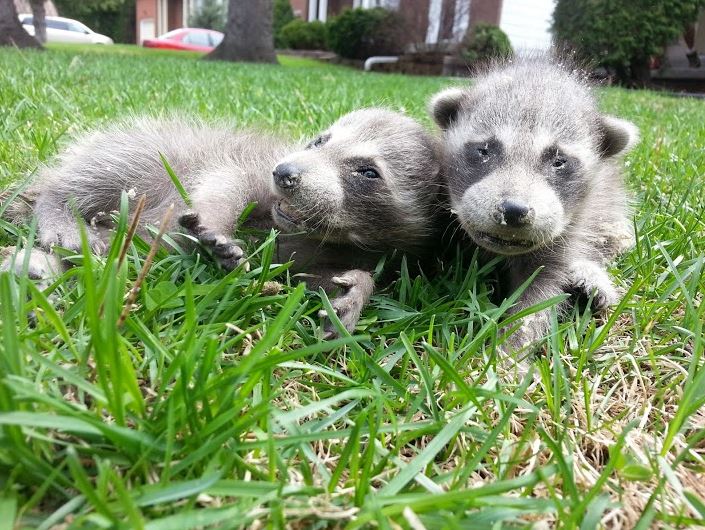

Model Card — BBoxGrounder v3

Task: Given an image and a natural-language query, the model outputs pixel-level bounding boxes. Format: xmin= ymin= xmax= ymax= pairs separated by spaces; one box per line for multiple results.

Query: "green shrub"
xmin=553 ymin=0 xmax=705 ymax=85
xmin=188 ymin=0 xmax=226 ymax=32
xmin=278 ymin=19 xmax=328 ymax=50
xmin=54 ymin=0 xmax=135 ymax=43
xmin=460 ymin=23 xmax=512 ymax=64
xmin=274 ymin=0 xmax=295 ymax=48
xmin=327 ymin=8 xmax=408 ymax=60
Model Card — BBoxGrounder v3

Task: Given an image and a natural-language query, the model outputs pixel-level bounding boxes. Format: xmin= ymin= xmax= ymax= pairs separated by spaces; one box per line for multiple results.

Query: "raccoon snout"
xmin=273 ymin=163 xmax=301 ymax=190
xmin=493 ymin=199 xmax=535 ymax=228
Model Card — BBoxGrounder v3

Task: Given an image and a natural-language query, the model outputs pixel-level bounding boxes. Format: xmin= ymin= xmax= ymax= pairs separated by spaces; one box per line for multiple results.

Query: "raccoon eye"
xmin=306 ymin=134 xmax=329 ymax=149
xmin=552 ymin=157 xmax=567 ymax=169
xmin=357 ymin=167 xmax=380 ymax=179
xmin=465 ymin=140 xmax=499 ymax=164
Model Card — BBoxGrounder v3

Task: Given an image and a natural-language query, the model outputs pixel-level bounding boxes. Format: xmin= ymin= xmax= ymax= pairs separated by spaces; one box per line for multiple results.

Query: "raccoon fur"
xmin=1 ymin=109 xmax=443 ymax=336
xmin=430 ymin=55 xmax=638 ymax=358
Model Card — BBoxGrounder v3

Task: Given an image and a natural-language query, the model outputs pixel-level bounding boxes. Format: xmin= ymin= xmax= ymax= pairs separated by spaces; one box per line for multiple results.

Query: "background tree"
xmin=459 ymin=23 xmax=512 ymax=64
xmin=208 ymin=0 xmax=277 ymax=63
xmin=29 ymin=0 xmax=46 ymax=43
xmin=273 ymin=0 xmax=294 ymax=47
xmin=553 ymin=0 xmax=705 ymax=86
xmin=189 ymin=0 xmax=225 ymax=32
xmin=0 ymin=0 xmax=41 ymax=48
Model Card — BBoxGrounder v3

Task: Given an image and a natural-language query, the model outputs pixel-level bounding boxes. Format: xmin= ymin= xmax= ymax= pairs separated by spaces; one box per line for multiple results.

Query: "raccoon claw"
xmin=318 ymin=272 xmax=372 ymax=339
xmin=331 ymin=275 xmax=355 ymax=288
xmin=40 ymin=229 xmax=105 ymax=255
xmin=318 ymin=295 xmax=360 ymax=340
xmin=179 ymin=211 xmax=245 ymax=271
xmin=318 ymin=294 xmax=361 ymax=339
xmin=178 ymin=211 xmax=200 ymax=231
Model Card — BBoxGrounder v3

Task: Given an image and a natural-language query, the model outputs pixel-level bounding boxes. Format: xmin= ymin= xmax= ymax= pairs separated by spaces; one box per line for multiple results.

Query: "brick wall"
xmin=469 ymin=0 xmax=502 ymax=28
xmin=290 ymin=0 xmax=307 ymax=18
xmin=136 ymin=0 xmax=156 ymax=42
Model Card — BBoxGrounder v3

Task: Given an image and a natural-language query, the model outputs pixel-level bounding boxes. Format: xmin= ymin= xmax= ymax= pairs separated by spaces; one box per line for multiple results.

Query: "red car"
xmin=142 ymin=28 xmax=224 ymax=52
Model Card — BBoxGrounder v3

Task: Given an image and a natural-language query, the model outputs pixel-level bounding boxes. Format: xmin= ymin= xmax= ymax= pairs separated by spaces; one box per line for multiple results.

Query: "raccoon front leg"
xmin=318 ymin=269 xmax=374 ymax=339
xmin=502 ymin=262 xmax=568 ymax=354
xmin=566 ymin=258 xmax=619 ymax=311
xmin=34 ymin=190 xmax=107 ymax=254
xmin=177 ymin=173 xmax=261 ymax=270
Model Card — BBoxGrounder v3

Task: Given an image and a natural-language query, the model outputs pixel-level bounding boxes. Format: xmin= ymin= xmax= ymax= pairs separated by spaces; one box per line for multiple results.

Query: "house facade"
xmin=132 ymin=0 xmax=555 ymax=50
xmin=295 ymin=0 xmax=555 ymax=50
xmin=289 ymin=0 xmax=489 ymax=44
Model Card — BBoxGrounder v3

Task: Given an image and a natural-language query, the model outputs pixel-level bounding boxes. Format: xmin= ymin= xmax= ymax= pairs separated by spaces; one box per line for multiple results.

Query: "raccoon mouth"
xmin=475 ymin=231 xmax=536 ymax=253
xmin=273 ymin=200 xmax=303 ymax=226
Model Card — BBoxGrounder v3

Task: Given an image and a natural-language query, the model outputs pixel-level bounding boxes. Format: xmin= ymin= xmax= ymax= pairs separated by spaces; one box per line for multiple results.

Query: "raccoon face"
xmin=270 ymin=109 xmax=441 ymax=252
xmin=430 ymin=73 xmax=638 ymax=256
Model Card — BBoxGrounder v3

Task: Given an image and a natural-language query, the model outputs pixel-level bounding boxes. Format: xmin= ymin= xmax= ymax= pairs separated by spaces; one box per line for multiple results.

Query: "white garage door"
xmin=500 ymin=0 xmax=557 ymax=51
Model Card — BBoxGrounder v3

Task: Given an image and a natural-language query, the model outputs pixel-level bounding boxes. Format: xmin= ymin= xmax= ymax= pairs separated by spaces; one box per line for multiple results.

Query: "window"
xmin=21 ymin=15 xmax=33 ymax=25
xmin=68 ymin=22 xmax=89 ymax=34
xmin=47 ymin=19 xmax=70 ymax=31
xmin=209 ymin=33 xmax=223 ymax=46
xmin=183 ymin=31 xmax=211 ymax=46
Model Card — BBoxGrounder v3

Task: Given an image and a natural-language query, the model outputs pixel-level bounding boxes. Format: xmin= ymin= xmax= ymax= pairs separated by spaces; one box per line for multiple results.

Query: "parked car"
xmin=142 ymin=28 xmax=224 ymax=52
xmin=18 ymin=14 xmax=114 ymax=45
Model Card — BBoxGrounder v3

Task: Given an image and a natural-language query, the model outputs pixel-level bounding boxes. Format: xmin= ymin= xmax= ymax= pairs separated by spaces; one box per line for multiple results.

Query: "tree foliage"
xmin=189 ymin=0 xmax=226 ymax=32
xmin=327 ymin=7 xmax=408 ymax=60
xmin=273 ymin=0 xmax=294 ymax=47
xmin=54 ymin=0 xmax=135 ymax=43
xmin=459 ymin=23 xmax=512 ymax=64
xmin=553 ymin=0 xmax=705 ymax=84
xmin=53 ymin=0 xmax=126 ymax=15
xmin=278 ymin=19 xmax=327 ymax=50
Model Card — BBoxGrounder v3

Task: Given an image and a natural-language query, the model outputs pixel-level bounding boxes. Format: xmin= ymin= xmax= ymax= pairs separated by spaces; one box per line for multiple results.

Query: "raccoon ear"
xmin=429 ymin=87 xmax=466 ymax=130
xmin=598 ymin=116 xmax=640 ymax=158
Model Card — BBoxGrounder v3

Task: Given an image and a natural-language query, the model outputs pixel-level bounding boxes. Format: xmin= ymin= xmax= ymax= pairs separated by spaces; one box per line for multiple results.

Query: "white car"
xmin=18 ymin=14 xmax=114 ymax=45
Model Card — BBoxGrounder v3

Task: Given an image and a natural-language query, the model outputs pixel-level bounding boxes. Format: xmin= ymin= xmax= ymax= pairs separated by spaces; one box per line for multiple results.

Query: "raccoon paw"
xmin=567 ymin=259 xmax=618 ymax=312
xmin=495 ymin=344 xmax=536 ymax=383
xmin=318 ymin=273 xmax=370 ymax=339
xmin=40 ymin=227 xmax=106 ymax=255
xmin=179 ymin=210 xmax=245 ymax=271
xmin=0 ymin=247 xmax=62 ymax=286
xmin=496 ymin=315 xmax=547 ymax=383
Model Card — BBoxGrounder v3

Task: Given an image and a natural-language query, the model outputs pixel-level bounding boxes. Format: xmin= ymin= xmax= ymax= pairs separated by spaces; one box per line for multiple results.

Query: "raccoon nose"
xmin=273 ymin=163 xmax=301 ymax=190
xmin=495 ymin=199 xmax=535 ymax=227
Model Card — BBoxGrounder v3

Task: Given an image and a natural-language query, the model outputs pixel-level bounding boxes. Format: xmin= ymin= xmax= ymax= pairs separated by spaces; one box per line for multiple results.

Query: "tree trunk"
xmin=29 ymin=0 xmax=46 ymax=44
xmin=629 ymin=57 xmax=653 ymax=88
xmin=0 ymin=0 xmax=41 ymax=48
xmin=207 ymin=0 xmax=277 ymax=63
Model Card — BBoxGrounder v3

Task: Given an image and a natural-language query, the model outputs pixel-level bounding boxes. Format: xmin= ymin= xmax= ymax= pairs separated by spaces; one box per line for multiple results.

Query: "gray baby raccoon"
xmin=1 ymin=109 xmax=443 ymax=336
xmin=430 ymin=55 xmax=638 ymax=353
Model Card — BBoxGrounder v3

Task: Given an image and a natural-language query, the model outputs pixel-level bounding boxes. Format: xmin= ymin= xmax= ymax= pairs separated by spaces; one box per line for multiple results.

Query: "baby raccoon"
xmin=1 ymin=109 xmax=442 ymax=336
xmin=430 ymin=56 xmax=638 ymax=354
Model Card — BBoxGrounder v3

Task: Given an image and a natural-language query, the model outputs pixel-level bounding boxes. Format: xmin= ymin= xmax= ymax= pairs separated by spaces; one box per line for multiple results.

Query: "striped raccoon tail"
xmin=0 ymin=186 xmax=37 ymax=224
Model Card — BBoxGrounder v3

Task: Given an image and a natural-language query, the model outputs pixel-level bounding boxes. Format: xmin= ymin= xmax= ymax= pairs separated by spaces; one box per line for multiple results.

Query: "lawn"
xmin=0 ymin=44 xmax=704 ymax=529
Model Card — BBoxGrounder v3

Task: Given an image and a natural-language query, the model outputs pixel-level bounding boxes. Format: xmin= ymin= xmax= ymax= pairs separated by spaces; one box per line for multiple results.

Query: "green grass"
xmin=0 ymin=44 xmax=704 ymax=529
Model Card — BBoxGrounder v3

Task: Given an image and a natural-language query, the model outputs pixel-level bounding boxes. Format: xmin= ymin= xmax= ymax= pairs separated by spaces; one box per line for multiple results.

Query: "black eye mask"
xmin=446 ymin=138 xmax=504 ymax=194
